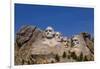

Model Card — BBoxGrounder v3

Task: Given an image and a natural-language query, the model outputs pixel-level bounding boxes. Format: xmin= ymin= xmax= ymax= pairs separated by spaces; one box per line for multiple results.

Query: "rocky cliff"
xmin=15 ymin=25 xmax=94 ymax=65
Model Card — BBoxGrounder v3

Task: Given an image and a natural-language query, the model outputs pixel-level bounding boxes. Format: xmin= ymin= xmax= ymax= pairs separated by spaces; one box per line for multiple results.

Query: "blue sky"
xmin=15 ymin=3 xmax=94 ymax=37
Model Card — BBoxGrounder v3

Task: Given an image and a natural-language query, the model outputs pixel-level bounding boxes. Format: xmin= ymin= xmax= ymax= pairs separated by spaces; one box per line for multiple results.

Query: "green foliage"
xmin=62 ymin=51 xmax=67 ymax=58
xmin=51 ymin=60 xmax=54 ymax=63
xmin=77 ymin=52 xmax=83 ymax=61
xmin=67 ymin=55 xmax=71 ymax=59
xmin=84 ymin=56 xmax=88 ymax=61
xmin=71 ymin=52 xmax=77 ymax=59
xmin=55 ymin=54 xmax=60 ymax=62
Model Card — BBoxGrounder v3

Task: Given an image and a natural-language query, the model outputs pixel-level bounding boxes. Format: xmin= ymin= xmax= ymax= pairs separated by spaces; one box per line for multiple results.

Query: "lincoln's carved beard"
xmin=44 ymin=26 xmax=54 ymax=39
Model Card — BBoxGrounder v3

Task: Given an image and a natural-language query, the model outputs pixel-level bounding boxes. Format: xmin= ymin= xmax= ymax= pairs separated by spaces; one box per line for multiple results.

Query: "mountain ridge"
xmin=15 ymin=25 xmax=94 ymax=65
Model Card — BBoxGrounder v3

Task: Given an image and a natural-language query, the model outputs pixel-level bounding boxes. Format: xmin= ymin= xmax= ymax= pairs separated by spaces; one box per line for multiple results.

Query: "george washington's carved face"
xmin=45 ymin=26 xmax=54 ymax=38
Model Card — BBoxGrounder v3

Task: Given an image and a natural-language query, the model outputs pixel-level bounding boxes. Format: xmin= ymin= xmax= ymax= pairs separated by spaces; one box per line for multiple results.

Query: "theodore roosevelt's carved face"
xmin=45 ymin=26 xmax=54 ymax=38
xmin=62 ymin=37 xmax=68 ymax=46
xmin=62 ymin=37 xmax=68 ymax=42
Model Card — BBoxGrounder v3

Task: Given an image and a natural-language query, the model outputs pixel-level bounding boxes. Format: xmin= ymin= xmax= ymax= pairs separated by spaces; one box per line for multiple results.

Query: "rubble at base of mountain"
xmin=15 ymin=25 xmax=94 ymax=65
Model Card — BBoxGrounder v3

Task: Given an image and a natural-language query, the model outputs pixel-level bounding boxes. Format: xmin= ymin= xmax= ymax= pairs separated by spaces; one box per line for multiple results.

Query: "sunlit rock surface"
xmin=15 ymin=25 xmax=94 ymax=65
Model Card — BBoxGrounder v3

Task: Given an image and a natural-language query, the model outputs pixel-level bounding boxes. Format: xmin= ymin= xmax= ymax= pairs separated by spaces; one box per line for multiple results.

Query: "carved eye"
xmin=56 ymin=34 xmax=59 ymax=36
xmin=58 ymin=36 xmax=60 ymax=38
xmin=73 ymin=39 xmax=77 ymax=41
xmin=48 ymin=30 xmax=52 ymax=32
xmin=45 ymin=30 xmax=52 ymax=32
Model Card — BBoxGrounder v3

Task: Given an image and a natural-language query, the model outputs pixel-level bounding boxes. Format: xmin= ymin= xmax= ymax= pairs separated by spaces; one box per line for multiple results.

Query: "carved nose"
xmin=47 ymin=32 xmax=49 ymax=35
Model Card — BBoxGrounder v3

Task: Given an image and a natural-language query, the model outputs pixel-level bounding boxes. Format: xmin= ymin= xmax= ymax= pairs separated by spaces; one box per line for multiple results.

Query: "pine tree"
xmin=84 ymin=56 xmax=88 ymax=61
xmin=51 ymin=60 xmax=54 ymax=63
xmin=77 ymin=52 xmax=83 ymax=61
xmin=62 ymin=51 xmax=67 ymax=58
xmin=55 ymin=54 xmax=60 ymax=62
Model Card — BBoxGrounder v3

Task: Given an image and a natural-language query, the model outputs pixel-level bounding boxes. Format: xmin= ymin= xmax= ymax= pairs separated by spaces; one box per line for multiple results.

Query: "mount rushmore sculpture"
xmin=15 ymin=25 xmax=94 ymax=65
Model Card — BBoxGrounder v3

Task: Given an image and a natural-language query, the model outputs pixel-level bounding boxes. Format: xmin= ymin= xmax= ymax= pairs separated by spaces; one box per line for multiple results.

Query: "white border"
xmin=14 ymin=0 xmax=95 ymax=8
xmin=11 ymin=0 xmax=96 ymax=69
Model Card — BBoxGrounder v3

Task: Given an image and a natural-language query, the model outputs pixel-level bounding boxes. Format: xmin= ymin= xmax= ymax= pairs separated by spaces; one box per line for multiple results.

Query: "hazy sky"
xmin=15 ymin=3 xmax=94 ymax=37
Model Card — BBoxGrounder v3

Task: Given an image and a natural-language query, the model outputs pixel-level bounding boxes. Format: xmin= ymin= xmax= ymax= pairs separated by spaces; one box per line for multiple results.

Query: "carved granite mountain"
xmin=15 ymin=25 xmax=94 ymax=65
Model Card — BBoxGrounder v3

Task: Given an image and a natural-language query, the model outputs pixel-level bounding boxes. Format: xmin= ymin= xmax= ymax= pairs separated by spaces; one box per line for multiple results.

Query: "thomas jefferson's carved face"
xmin=54 ymin=32 xmax=62 ymax=41
xmin=55 ymin=32 xmax=61 ymax=38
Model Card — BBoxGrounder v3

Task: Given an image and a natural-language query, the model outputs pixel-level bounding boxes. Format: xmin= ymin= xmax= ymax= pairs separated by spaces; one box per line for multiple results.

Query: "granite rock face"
xmin=15 ymin=25 xmax=94 ymax=65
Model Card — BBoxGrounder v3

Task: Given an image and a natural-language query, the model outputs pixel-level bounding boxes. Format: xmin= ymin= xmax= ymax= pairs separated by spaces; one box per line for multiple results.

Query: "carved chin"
xmin=46 ymin=34 xmax=53 ymax=38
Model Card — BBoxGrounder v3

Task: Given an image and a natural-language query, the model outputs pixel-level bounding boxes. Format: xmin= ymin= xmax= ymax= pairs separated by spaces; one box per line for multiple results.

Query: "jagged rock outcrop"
xmin=15 ymin=25 xmax=43 ymax=65
xmin=15 ymin=25 xmax=94 ymax=65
